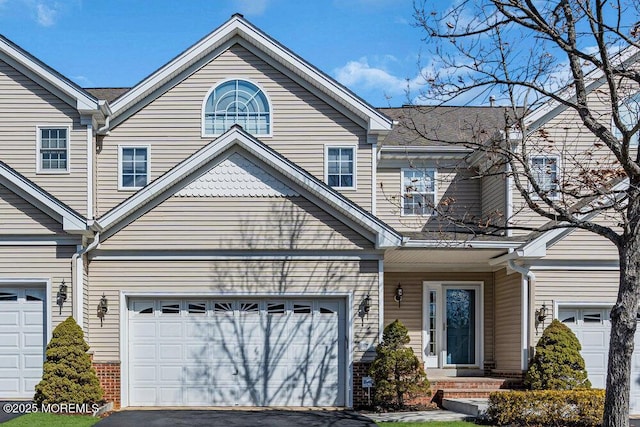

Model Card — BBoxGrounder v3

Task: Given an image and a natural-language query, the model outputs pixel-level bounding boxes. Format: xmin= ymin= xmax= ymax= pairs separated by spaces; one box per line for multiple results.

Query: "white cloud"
xmin=35 ymin=2 xmax=57 ymax=26
xmin=334 ymin=57 xmax=427 ymax=99
xmin=231 ymin=0 xmax=269 ymax=16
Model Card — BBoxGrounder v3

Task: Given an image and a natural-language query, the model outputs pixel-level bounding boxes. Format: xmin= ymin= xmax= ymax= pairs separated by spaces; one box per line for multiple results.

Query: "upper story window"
xmin=203 ymin=79 xmax=271 ymax=136
xmin=530 ymin=156 xmax=559 ymax=199
xmin=402 ymin=168 xmax=436 ymax=216
xmin=326 ymin=146 xmax=356 ymax=189
xmin=37 ymin=127 xmax=69 ymax=173
xmin=614 ymin=92 xmax=640 ymax=145
xmin=119 ymin=146 xmax=150 ymax=190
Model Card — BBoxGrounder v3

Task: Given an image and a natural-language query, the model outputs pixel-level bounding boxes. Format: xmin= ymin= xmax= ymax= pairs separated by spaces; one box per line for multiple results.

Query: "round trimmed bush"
xmin=525 ymin=319 xmax=591 ymax=390
xmin=34 ymin=316 xmax=104 ymax=405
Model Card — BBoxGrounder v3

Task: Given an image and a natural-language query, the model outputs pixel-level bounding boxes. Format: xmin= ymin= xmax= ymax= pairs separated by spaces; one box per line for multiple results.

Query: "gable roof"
xmin=96 ymin=125 xmax=402 ymax=249
xmin=0 ymin=35 xmax=106 ymax=117
xmin=0 ymin=162 xmax=86 ymax=233
xmin=106 ymin=14 xmax=392 ymax=134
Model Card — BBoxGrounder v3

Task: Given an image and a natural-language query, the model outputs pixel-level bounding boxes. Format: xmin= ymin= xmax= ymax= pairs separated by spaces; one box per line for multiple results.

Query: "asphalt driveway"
xmin=94 ymin=409 xmax=376 ymax=427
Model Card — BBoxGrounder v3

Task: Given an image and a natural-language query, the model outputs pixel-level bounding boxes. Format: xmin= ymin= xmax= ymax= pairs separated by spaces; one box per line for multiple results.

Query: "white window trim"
xmin=529 ymin=155 xmax=561 ymax=200
xmin=324 ymin=144 xmax=357 ymax=190
xmin=400 ymin=167 xmax=437 ymax=216
xmin=36 ymin=125 xmax=71 ymax=174
xmin=118 ymin=145 xmax=151 ymax=191
xmin=200 ymin=78 xmax=273 ymax=138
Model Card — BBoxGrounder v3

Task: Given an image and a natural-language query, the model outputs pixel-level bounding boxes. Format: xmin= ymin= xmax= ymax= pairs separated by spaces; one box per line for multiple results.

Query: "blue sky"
xmin=0 ymin=0 xmax=428 ymax=107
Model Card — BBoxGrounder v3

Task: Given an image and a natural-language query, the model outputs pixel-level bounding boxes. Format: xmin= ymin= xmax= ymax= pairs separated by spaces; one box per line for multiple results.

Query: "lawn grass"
xmin=1 ymin=412 xmax=99 ymax=427
xmin=377 ymin=422 xmax=478 ymax=427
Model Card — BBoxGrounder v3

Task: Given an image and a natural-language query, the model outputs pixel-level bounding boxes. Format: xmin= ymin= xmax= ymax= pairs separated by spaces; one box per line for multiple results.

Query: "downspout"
xmin=507 ymin=259 xmax=536 ymax=371
xmin=72 ymin=232 xmax=100 ymax=330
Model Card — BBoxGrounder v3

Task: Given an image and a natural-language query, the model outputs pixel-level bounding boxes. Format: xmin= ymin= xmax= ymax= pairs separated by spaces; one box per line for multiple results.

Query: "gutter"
xmin=71 ymin=232 xmax=100 ymax=330
xmin=508 ymin=259 xmax=535 ymax=372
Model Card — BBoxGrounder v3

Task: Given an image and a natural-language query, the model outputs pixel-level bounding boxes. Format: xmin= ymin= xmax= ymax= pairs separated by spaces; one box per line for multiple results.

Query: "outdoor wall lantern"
xmin=394 ymin=283 xmax=404 ymax=307
xmin=56 ymin=280 xmax=67 ymax=315
xmin=97 ymin=293 xmax=108 ymax=327
xmin=535 ymin=302 xmax=549 ymax=332
xmin=363 ymin=294 xmax=371 ymax=315
xmin=358 ymin=294 xmax=372 ymax=325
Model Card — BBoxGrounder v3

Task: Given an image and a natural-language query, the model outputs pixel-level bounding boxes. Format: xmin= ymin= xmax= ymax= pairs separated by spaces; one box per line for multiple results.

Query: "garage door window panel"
xmin=0 ymin=292 xmax=18 ymax=301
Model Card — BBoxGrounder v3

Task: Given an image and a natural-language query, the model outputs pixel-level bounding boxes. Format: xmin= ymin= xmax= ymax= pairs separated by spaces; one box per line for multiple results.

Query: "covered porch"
xmin=383 ymin=243 xmax=528 ymax=383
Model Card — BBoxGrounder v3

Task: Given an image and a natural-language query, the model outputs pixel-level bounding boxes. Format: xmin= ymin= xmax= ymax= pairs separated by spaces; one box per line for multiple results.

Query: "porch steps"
xmin=430 ymin=377 xmax=522 ymax=406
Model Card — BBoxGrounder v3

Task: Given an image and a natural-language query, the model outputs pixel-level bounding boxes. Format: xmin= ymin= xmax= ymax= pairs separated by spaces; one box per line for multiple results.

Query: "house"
xmin=0 ymin=14 xmax=637 ymax=412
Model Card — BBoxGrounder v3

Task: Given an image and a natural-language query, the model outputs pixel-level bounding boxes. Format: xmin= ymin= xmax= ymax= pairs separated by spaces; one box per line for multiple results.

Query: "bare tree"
xmin=412 ymin=1 xmax=640 ymax=425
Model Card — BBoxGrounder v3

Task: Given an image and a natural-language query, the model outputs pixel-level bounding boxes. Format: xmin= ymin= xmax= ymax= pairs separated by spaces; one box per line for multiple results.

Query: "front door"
xmin=445 ymin=288 xmax=477 ymax=365
xmin=422 ymin=282 xmax=482 ymax=369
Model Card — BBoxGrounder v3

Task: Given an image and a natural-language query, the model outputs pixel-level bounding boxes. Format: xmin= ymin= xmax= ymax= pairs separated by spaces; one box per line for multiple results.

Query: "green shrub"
xmin=487 ymin=389 xmax=605 ymax=426
xmin=369 ymin=319 xmax=430 ymax=409
xmin=34 ymin=317 xmax=104 ymax=406
xmin=525 ymin=319 xmax=591 ymax=390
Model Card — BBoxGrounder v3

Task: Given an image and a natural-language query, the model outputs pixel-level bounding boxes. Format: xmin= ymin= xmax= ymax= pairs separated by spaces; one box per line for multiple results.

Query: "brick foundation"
xmin=93 ymin=362 xmax=121 ymax=409
xmin=353 ymin=361 xmax=372 ymax=407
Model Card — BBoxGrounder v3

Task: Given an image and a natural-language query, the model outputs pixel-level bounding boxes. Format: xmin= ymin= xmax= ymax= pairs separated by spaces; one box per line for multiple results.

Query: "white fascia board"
xmin=97 ymin=127 xmax=402 ymax=248
xmin=0 ymin=164 xmax=86 ymax=232
xmin=0 ymin=37 xmax=98 ymax=113
xmin=404 ymin=239 xmax=524 ymax=250
xmin=108 ymin=15 xmax=392 ymax=134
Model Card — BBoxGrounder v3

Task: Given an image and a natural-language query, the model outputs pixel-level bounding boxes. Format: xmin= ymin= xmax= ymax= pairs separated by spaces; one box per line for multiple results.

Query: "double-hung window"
xmin=326 ymin=146 xmax=356 ymax=189
xmin=38 ymin=127 xmax=69 ymax=173
xmin=402 ymin=168 xmax=436 ymax=215
xmin=530 ymin=156 xmax=559 ymax=198
xmin=119 ymin=146 xmax=150 ymax=190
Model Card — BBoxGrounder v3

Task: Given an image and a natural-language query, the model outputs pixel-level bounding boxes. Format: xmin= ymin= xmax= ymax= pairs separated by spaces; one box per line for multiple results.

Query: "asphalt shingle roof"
xmin=378 ymin=105 xmax=520 ymax=147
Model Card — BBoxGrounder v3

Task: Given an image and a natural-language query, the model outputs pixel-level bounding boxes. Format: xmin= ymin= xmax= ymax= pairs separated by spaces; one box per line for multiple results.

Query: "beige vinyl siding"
xmin=481 ymin=173 xmax=506 ymax=226
xmin=383 ymin=271 xmax=495 ymax=364
xmin=87 ymin=259 xmax=379 ymax=361
xmin=0 ymin=60 xmax=87 ymax=215
xmin=532 ymin=269 xmax=619 ymax=341
xmin=96 ymin=44 xmax=371 ymax=215
xmin=100 ymin=195 xmax=372 ymax=251
xmin=510 ymin=86 xmax=622 ymax=236
xmin=493 ymin=268 xmax=522 ymax=373
xmin=0 ymin=245 xmax=74 ymax=326
xmin=376 ymin=166 xmax=482 ymax=232
xmin=0 ymin=184 xmax=63 ymax=234
xmin=545 ymin=228 xmax=618 ymax=260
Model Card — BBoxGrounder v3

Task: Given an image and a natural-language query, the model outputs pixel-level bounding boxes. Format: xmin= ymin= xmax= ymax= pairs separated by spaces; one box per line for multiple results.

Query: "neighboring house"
xmin=0 ymin=14 xmax=637 ymax=412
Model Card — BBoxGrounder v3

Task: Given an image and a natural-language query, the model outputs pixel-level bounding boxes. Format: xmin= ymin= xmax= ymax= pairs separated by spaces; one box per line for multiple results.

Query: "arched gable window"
xmin=614 ymin=92 xmax=640 ymax=145
xmin=203 ymin=79 xmax=271 ymax=136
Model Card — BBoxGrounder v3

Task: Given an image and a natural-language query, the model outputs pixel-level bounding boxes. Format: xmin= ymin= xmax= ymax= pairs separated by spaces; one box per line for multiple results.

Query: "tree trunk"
xmin=603 ymin=195 xmax=640 ymax=427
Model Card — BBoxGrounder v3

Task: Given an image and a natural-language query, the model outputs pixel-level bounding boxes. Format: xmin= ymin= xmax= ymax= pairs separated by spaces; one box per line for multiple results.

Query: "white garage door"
xmin=128 ymin=298 xmax=346 ymax=407
xmin=0 ymin=287 xmax=45 ymax=399
xmin=559 ymin=307 xmax=640 ymax=415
